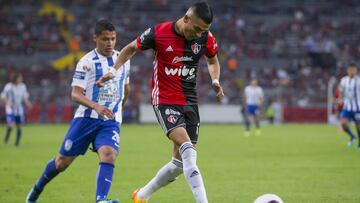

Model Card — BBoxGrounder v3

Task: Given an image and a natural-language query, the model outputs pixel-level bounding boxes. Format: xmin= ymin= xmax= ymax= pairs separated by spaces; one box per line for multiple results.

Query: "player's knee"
xmin=179 ymin=142 xmax=197 ymax=162
xmin=55 ymin=156 xmax=73 ymax=172
xmin=99 ymin=149 xmax=117 ymax=163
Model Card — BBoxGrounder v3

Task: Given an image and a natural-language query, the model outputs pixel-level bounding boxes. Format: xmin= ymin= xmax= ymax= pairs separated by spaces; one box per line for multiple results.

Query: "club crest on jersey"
xmin=191 ymin=42 xmax=201 ymax=54
xmin=167 ymin=115 xmax=178 ymax=124
xmin=82 ymin=65 xmax=90 ymax=72
xmin=64 ymin=139 xmax=73 ymax=151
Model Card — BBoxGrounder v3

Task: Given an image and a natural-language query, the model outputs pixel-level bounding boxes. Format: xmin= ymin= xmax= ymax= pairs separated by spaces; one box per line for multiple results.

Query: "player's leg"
xmin=244 ymin=106 xmax=251 ymax=135
xmin=14 ymin=115 xmax=24 ymax=146
xmin=93 ymin=120 xmax=121 ymax=203
xmin=4 ymin=114 xmax=15 ymax=144
xmin=26 ymin=117 xmax=97 ymax=203
xmin=134 ymin=105 xmax=185 ymax=202
xmin=254 ymin=107 xmax=261 ymax=135
xmin=136 ymin=144 xmax=183 ymax=201
xmin=26 ymin=155 xmax=76 ymax=203
xmin=177 ymin=105 xmax=208 ymax=203
xmin=170 ymin=127 xmax=208 ymax=203
xmin=340 ymin=111 xmax=356 ymax=146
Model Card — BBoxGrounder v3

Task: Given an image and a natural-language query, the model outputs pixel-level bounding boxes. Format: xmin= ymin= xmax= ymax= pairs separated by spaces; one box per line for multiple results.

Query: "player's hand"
xmin=93 ymin=103 xmax=114 ymax=120
xmin=96 ymin=72 xmax=114 ymax=87
xmin=338 ymin=98 xmax=343 ymax=105
xmin=212 ymin=82 xmax=225 ymax=102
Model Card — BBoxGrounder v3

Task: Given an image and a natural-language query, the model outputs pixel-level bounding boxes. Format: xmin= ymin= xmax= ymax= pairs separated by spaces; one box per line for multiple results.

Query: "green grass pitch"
xmin=0 ymin=124 xmax=360 ymax=203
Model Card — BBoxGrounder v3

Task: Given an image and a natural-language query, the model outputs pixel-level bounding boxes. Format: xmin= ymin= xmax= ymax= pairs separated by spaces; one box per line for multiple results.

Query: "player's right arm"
xmin=0 ymin=83 xmax=11 ymax=105
xmin=71 ymin=86 xmax=113 ymax=119
xmin=96 ymin=27 xmax=155 ymax=87
xmin=96 ymin=40 xmax=139 ymax=87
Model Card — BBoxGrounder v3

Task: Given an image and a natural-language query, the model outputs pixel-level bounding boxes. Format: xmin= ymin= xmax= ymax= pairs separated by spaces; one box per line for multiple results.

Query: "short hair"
xmin=348 ymin=63 xmax=357 ymax=68
xmin=190 ymin=2 xmax=213 ymax=24
xmin=94 ymin=19 xmax=116 ymax=35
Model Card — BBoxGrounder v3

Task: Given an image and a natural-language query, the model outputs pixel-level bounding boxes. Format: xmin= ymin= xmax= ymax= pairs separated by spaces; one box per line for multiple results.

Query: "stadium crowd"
xmin=1 ymin=0 xmax=359 ymax=117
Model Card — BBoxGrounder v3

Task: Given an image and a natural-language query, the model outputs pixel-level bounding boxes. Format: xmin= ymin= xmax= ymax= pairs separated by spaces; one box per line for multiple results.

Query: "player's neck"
xmin=174 ymin=19 xmax=185 ymax=37
xmin=95 ymin=48 xmax=113 ymax=57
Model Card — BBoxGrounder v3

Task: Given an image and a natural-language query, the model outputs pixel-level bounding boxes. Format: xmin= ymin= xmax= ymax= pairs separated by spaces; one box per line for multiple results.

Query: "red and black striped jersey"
xmin=136 ymin=21 xmax=218 ymax=105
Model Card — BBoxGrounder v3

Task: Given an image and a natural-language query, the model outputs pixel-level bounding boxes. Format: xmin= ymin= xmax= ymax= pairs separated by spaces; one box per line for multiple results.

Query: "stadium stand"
xmin=0 ymin=0 xmax=359 ymax=122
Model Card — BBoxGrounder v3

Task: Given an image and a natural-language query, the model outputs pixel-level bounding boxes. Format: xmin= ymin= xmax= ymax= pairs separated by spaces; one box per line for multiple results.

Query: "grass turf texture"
xmin=0 ymin=124 xmax=359 ymax=203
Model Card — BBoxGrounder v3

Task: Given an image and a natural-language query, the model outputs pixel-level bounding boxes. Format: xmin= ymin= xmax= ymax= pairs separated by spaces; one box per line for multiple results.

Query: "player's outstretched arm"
xmin=206 ymin=55 xmax=224 ymax=102
xmin=96 ymin=40 xmax=139 ymax=87
xmin=71 ymin=86 xmax=114 ymax=119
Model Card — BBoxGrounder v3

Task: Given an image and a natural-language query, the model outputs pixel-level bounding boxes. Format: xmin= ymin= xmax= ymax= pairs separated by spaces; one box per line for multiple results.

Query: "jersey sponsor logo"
xmin=191 ymin=42 xmax=201 ymax=54
xmin=165 ymin=108 xmax=181 ymax=116
xmin=98 ymin=80 xmax=120 ymax=103
xmin=167 ymin=115 xmax=178 ymax=124
xmin=172 ymin=56 xmax=193 ymax=64
xmin=64 ymin=139 xmax=73 ymax=151
xmin=165 ymin=65 xmax=195 ymax=77
xmin=73 ymin=71 xmax=86 ymax=80
xmin=140 ymin=28 xmax=151 ymax=43
xmin=165 ymin=45 xmax=173 ymax=52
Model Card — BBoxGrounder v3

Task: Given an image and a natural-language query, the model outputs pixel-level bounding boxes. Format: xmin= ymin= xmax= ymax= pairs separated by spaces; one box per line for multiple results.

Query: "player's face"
xmin=251 ymin=80 xmax=257 ymax=86
xmin=348 ymin=67 xmax=357 ymax=77
xmin=94 ymin=30 xmax=116 ymax=57
xmin=16 ymin=74 xmax=23 ymax=84
xmin=183 ymin=14 xmax=210 ymax=40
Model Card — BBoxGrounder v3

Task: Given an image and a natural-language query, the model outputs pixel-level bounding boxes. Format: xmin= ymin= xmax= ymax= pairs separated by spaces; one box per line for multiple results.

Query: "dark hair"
xmin=94 ymin=19 xmax=116 ymax=35
xmin=191 ymin=2 xmax=213 ymax=24
xmin=348 ymin=63 xmax=357 ymax=68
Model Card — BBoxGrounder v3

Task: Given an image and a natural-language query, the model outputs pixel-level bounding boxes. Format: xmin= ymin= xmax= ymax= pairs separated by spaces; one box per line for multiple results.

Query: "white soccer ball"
xmin=254 ymin=194 xmax=284 ymax=203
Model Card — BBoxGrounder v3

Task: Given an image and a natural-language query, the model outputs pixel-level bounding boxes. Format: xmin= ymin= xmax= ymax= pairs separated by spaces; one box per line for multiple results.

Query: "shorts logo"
xmin=165 ymin=108 xmax=181 ymax=116
xmin=167 ymin=115 xmax=178 ymax=124
xmin=64 ymin=139 xmax=73 ymax=151
xmin=190 ymin=170 xmax=199 ymax=177
xmin=191 ymin=42 xmax=201 ymax=54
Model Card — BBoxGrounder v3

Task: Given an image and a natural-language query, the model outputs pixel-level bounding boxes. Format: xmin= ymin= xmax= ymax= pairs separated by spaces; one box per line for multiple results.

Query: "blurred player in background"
xmin=338 ymin=63 xmax=360 ymax=148
xmin=26 ymin=19 xmax=130 ymax=203
xmin=243 ymin=79 xmax=264 ymax=136
xmin=97 ymin=2 xmax=224 ymax=203
xmin=1 ymin=72 xmax=32 ymax=147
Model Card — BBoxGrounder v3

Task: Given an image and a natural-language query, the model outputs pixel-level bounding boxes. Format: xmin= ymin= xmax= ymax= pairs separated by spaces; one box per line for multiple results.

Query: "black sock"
xmin=343 ymin=126 xmax=355 ymax=139
xmin=4 ymin=127 xmax=12 ymax=143
xmin=15 ymin=128 xmax=22 ymax=146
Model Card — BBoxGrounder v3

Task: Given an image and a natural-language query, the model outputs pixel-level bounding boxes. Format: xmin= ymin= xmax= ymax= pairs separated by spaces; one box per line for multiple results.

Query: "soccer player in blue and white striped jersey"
xmin=339 ymin=63 xmax=360 ymax=148
xmin=1 ymin=72 xmax=32 ymax=146
xmin=26 ymin=20 xmax=129 ymax=203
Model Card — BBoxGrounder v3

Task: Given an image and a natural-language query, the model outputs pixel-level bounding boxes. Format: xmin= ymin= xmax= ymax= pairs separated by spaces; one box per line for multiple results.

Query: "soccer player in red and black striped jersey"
xmin=97 ymin=2 xmax=224 ymax=202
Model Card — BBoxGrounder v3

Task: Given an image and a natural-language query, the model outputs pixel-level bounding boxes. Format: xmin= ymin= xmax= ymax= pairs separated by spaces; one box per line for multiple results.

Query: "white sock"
xmin=137 ymin=158 xmax=183 ymax=200
xmin=180 ymin=142 xmax=208 ymax=203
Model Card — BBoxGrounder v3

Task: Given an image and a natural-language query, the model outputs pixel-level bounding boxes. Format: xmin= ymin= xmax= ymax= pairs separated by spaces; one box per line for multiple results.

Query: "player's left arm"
xmin=259 ymin=88 xmax=265 ymax=107
xmin=205 ymin=55 xmax=224 ymax=102
xmin=122 ymin=84 xmax=129 ymax=108
xmin=23 ymin=85 xmax=32 ymax=108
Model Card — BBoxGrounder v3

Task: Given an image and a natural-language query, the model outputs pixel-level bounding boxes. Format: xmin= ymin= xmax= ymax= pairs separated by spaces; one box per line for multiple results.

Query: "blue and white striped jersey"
xmin=71 ymin=49 xmax=130 ymax=123
xmin=340 ymin=75 xmax=360 ymax=112
xmin=244 ymin=85 xmax=264 ymax=106
xmin=1 ymin=82 xmax=29 ymax=116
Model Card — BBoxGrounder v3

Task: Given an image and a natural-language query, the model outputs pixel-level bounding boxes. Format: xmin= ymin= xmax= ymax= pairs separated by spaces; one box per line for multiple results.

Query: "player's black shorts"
xmin=153 ymin=104 xmax=200 ymax=144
